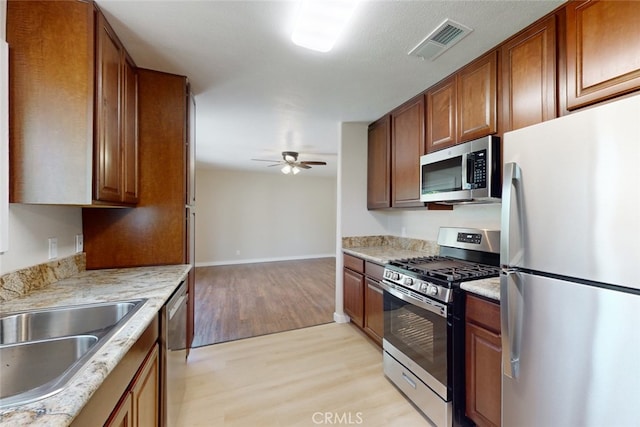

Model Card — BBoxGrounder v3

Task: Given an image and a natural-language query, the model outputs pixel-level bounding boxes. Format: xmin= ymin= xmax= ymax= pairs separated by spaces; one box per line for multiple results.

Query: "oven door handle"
xmin=380 ymin=281 xmax=447 ymax=318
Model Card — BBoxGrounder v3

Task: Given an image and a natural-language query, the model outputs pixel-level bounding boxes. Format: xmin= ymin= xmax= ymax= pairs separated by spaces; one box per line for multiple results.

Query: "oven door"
xmin=381 ymin=281 xmax=450 ymax=400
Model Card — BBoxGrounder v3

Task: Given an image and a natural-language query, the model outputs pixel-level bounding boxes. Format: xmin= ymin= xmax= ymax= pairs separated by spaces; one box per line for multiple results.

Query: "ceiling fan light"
xmin=281 ymin=164 xmax=292 ymax=174
xmin=292 ymin=166 xmax=301 ymax=175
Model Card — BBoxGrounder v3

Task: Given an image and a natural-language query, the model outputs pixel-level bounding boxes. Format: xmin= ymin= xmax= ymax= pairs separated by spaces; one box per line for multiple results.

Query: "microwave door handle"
xmin=467 ymin=155 xmax=476 ymax=185
xmin=461 ymin=153 xmax=470 ymax=189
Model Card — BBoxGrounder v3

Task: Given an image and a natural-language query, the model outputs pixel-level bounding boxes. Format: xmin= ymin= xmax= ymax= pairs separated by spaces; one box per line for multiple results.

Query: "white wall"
xmin=0 ymin=205 xmax=82 ymax=274
xmin=195 ymin=167 xmax=337 ymax=266
xmin=0 ymin=0 xmax=5 ymax=36
xmin=340 ymin=122 xmax=389 ymax=237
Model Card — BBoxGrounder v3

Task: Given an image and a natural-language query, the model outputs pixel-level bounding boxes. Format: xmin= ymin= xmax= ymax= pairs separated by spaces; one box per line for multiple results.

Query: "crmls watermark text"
xmin=312 ymin=412 xmax=364 ymax=425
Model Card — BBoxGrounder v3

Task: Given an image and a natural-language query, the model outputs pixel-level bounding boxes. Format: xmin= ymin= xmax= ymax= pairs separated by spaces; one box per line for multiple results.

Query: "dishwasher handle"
xmin=168 ymin=295 xmax=186 ymax=320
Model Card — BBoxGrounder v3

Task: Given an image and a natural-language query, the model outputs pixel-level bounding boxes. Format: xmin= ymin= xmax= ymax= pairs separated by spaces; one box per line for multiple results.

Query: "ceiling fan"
xmin=251 ymin=151 xmax=327 ymax=174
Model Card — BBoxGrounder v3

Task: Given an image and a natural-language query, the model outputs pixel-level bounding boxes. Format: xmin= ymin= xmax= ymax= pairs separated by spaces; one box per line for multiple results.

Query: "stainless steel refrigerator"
xmin=500 ymin=93 xmax=640 ymax=427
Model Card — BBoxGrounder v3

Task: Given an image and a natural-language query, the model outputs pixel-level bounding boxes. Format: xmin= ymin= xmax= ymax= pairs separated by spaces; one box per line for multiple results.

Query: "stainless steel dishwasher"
xmin=161 ymin=280 xmax=187 ymax=427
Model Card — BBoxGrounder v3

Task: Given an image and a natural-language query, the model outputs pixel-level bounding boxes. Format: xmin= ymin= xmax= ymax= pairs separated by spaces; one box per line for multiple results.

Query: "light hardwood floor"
xmin=193 ymin=258 xmax=336 ymax=347
xmin=177 ymin=323 xmax=430 ymax=426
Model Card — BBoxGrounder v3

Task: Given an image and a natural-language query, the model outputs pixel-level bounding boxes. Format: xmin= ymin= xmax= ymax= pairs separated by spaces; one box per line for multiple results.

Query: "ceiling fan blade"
xmin=267 ymin=163 xmax=282 ymax=167
xmin=297 ymin=163 xmax=312 ymax=169
xmin=300 ymin=161 xmax=327 ymax=166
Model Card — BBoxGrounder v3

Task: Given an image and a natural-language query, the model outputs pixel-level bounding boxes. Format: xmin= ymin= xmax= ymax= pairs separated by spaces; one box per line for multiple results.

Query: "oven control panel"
xmin=383 ymin=268 xmax=452 ymax=304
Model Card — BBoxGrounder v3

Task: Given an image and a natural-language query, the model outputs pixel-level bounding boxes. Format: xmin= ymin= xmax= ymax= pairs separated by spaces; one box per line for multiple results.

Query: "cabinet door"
xmin=457 ymin=51 xmax=498 ymax=143
xmin=566 ymin=0 xmax=640 ymax=109
xmin=7 ymin=0 xmax=95 ymax=204
xmin=426 ymin=76 xmax=457 ymax=152
xmin=391 ymin=95 xmax=425 ymax=208
xmin=465 ymin=295 xmax=501 ymax=427
xmin=367 ymin=116 xmax=391 ymax=209
xmin=501 ymin=15 xmax=557 ymax=132
xmin=122 ymin=53 xmax=139 ymax=204
xmin=465 ymin=322 xmax=501 ymax=427
xmin=95 ymin=14 xmax=123 ymax=203
xmin=106 ymin=392 xmax=133 ymax=427
xmin=343 ymin=268 xmax=364 ymax=327
xmin=131 ymin=344 xmax=160 ymax=427
xmin=364 ymin=279 xmax=384 ymax=346
xmin=83 ymin=70 xmax=188 ymax=269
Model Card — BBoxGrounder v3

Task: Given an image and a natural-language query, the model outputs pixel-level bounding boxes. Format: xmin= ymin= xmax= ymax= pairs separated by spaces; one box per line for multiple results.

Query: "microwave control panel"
xmin=468 ymin=150 xmax=487 ymax=188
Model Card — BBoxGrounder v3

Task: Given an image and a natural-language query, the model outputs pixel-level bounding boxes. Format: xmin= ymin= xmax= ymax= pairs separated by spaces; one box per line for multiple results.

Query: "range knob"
xmin=427 ymin=285 xmax=439 ymax=296
xmin=393 ymin=272 xmax=401 ymax=281
xmin=403 ymin=277 xmax=414 ymax=286
xmin=420 ymin=283 xmax=429 ymax=293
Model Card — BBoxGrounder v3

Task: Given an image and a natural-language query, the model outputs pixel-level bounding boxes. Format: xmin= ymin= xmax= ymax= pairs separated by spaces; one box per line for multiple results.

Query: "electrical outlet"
xmin=75 ymin=234 xmax=84 ymax=253
xmin=48 ymin=237 xmax=58 ymax=260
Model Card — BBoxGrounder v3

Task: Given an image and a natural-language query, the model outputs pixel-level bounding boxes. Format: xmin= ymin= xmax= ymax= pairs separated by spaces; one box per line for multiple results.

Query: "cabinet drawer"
xmin=343 ymin=253 xmax=364 ymax=273
xmin=365 ymin=261 xmax=384 ymax=281
xmin=466 ymin=294 xmax=500 ymax=334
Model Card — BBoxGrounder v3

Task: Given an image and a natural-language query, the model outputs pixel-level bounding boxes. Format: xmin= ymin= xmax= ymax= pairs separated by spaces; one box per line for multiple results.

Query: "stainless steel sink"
xmin=0 ymin=335 xmax=98 ymax=404
xmin=0 ymin=300 xmax=142 ymax=345
xmin=0 ymin=299 xmax=146 ymax=408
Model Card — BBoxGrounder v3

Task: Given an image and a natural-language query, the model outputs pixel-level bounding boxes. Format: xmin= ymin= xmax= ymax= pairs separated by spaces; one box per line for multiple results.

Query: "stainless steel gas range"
xmin=381 ymin=227 xmax=500 ymax=427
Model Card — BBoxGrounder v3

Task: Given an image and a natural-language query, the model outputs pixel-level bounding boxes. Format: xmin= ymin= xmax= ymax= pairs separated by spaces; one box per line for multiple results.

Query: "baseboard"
xmin=196 ymin=253 xmax=336 ymax=267
xmin=334 ymin=312 xmax=350 ymax=323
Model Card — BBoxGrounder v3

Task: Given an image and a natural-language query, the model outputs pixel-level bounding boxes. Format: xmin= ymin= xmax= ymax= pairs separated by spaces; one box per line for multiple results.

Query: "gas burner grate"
xmin=388 ymin=256 xmax=500 ymax=282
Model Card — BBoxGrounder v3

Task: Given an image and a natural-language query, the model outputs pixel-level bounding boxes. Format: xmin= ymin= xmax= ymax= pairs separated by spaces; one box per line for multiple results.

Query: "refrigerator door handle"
xmin=501 ymin=162 xmax=522 ymax=266
xmin=501 ymin=270 xmax=523 ymax=379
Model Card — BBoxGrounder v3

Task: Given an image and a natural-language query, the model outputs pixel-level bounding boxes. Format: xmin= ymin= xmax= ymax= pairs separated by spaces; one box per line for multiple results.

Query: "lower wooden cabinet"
xmin=364 ymin=278 xmax=384 ymax=345
xmin=343 ymin=266 xmax=364 ymax=328
xmin=465 ymin=294 xmax=501 ymax=427
xmin=343 ymin=253 xmax=384 ymax=346
xmin=108 ymin=392 xmax=133 ymax=427
xmin=106 ymin=344 xmax=159 ymax=427
xmin=131 ymin=344 xmax=160 ymax=426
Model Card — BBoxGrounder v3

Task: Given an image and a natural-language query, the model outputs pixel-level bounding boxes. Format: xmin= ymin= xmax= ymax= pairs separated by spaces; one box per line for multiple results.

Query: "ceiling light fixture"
xmin=292 ymin=166 xmax=301 ymax=175
xmin=281 ymin=164 xmax=292 ymax=174
xmin=291 ymin=0 xmax=360 ymax=53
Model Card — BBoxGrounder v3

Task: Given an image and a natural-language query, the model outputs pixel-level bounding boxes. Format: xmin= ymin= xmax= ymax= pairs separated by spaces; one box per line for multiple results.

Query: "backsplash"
xmin=342 ymin=235 xmax=439 ymax=253
xmin=0 ymin=253 xmax=85 ymax=303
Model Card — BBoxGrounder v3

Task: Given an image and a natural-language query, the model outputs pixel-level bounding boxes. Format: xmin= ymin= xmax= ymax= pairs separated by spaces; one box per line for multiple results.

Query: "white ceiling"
xmin=96 ymin=0 xmax=564 ymax=177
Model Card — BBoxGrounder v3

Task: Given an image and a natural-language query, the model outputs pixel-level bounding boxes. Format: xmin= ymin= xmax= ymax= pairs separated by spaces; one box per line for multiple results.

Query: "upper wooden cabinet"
xmin=501 ymin=15 xmax=557 ymax=132
xmin=565 ymin=0 xmax=640 ymax=110
xmin=426 ymin=51 xmax=498 ymax=152
xmin=367 ymin=116 xmax=391 ymax=210
xmin=7 ymin=0 xmax=138 ymax=205
xmin=457 ymin=51 xmax=498 ymax=143
xmin=391 ymin=95 xmax=425 ymax=208
xmin=426 ymin=76 xmax=457 ymax=152
xmin=83 ymin=70 xmax=189 ymax=269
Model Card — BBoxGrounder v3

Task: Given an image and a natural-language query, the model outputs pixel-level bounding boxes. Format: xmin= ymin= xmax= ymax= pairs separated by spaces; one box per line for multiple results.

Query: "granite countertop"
xmin=342 ymin=235 xmax=439 ymax=265
xmin=461 ymin=277 xmax=500 ymax=301
xmin=0 ymin=264 xmax=191 ymax=426
xmin=343 ymin=246 xmax=437 ymax=264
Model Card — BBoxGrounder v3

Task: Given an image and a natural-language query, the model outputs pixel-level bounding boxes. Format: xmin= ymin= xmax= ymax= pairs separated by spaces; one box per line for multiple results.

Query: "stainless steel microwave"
xmin=420 ymin=136 xmax=501 ymax=204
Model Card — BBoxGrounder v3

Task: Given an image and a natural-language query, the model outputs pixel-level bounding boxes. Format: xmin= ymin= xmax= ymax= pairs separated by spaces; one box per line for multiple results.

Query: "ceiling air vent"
xmin=408 ymin=19 xmax=473 ymax=61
